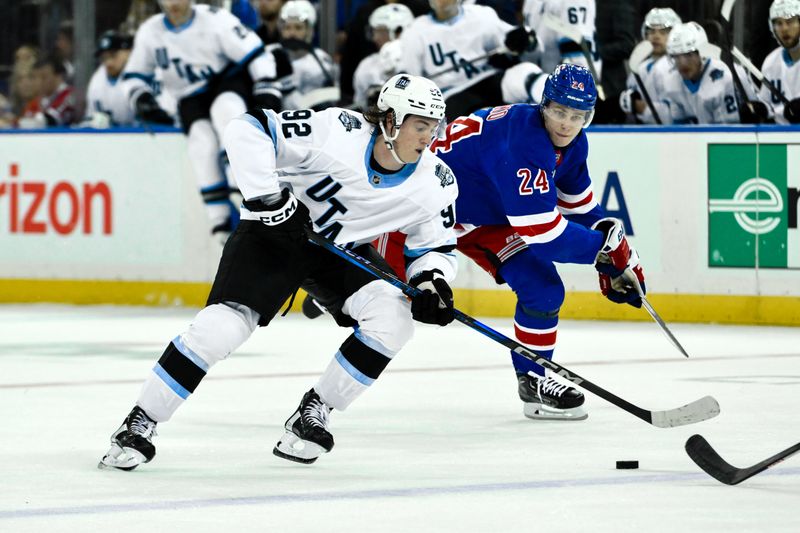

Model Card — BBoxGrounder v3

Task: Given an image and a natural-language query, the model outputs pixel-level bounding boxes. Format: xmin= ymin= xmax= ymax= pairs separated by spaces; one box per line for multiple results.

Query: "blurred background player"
xmin=593 ymin=0 xmax=636 ymax=123
xmin=84 ymin=31 xmax=135 ymax=128
xmin=522 ymin=0 xmax=600 ymax=76
xmin=352 ymin=3 xmax=414 ymax=110
xmin=98 ymin=74 xmax=458 ymax=470
xmin=279 ymin=0 xmax=339 ymax=110
xmin=428 ymin=64 xmax=646 ymax=420
xmin=661 ymin=22 xmax=761 ymax=124
xmin=399 ymin=0 xmax=538 ymax=120
xmin=762 ymin=0 xmax=800 ymax=124
xmin=256 ymin=0 xmax=287 ymax=45
xmin=619 ymin=7 xmax=681 ymax=124
xmin=17 ymin=55 xmax=76 ymax=129
xmin=121 ymin=0 xmax=291 ymax=243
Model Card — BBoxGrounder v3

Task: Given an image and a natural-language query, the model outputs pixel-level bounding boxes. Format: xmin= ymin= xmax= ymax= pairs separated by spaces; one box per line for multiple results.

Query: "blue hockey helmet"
xmin=541 ymin=64 xmax=597 ymax=112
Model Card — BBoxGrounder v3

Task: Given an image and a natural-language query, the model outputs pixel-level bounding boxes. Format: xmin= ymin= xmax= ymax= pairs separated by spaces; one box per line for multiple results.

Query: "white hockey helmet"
xmin=666 ymin=22 xmax=710 ymax=57
xmin=280 ymin=0 xmax=317 ymax=27
xmin=376 ymin=74 xmax=445 ymax=164
xmin=769 ymin=0 xmax=800 ymax=42
xmin=378 ymin=74 xmax=446 ymax=126
xmin=641 ymin=7 xmax=682 ymax=39
xmin=378 ymin=40 xmax=404 ymax=76
xmin=369 ymin=4 xmax=415 ymax=41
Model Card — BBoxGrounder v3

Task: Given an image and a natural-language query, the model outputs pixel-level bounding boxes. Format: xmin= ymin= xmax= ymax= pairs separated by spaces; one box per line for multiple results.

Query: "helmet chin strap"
xmin=379 ymin=121 xmax=407 ymax=165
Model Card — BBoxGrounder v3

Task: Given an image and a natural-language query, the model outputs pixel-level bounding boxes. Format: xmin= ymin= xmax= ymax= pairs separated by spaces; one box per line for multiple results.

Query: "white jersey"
xmin=282 ymin=48 xmax=338 ymax=108
xmin=624 ymin=54 xmax=672 ymax=124
xmin=399 ymin=5 xmax=512 ymax=94
xmin=353 ymin=52 xmax=386 ymax=110
xmin=224 ymin=107 xmax=458 ymax=281
xmin=760 ymin=47 xmax=800 ymax=125
xmin=661 ymin=58 xmax=756 ymax=124
xmin=522 ymin=0 xmax=600 ymax=77
xmin=85 ymin=65 xmax=136 ymax=126
xmin=122 ymin=5 xmax=275 ymax=102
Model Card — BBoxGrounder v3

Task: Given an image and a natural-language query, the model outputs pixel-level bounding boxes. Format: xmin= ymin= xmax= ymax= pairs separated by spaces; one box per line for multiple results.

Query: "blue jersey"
xmin=432 ymin=104 xmax=604 ymax=264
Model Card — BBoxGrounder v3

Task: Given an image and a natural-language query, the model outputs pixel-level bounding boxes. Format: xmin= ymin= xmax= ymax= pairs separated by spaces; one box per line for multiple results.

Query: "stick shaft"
xmin=307 ymin=230 xmax=717 ymax=427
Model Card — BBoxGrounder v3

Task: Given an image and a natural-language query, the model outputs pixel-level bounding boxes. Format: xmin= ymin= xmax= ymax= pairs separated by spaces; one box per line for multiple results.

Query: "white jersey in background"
xmin=624 ymin=54 xmax=672 ymax=124
xmin=85 ymin=65 xmax=136 ymax=126
xmin=283 ymin=48 xmax=338 ymax=108
xmin=661 ymin=58 xmax=757 ymax=124
xmin=353 ymin=53 xmax=385 ymax=110
xmin=399 ymin=5 xmax=512 ymax=95
xmin=523 ymin=0 xmax=600 ymax=77
xmin=225 ymin=107 xmax=458 ymax=280
xmin=761 ymin=48 xmax=800 ymax=124
xmin=122 ymin=4 xmax=275 ymax=103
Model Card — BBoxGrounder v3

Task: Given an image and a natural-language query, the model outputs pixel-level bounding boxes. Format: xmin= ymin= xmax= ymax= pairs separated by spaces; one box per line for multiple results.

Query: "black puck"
xmin=616 ymin=460 xmax=639 ymax=469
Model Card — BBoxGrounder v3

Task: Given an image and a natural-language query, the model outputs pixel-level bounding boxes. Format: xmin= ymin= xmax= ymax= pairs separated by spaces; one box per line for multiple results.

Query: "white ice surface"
xmin=0 ymin=304 xmax=798 ymax=532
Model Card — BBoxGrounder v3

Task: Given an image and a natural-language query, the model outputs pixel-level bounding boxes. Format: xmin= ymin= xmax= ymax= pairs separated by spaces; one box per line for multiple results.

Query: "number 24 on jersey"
xmin=517 ymin=168 xmax=549 ymax=195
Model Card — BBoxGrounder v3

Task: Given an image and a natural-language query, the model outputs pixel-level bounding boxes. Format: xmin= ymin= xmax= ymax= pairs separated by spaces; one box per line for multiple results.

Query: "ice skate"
xmin=518 ymin=372 xmax=588 ymax=421
xmin=98 ymin=406 xmax=158 ymax=471
xmin=273 ymin=389 xmax=334 ymax=464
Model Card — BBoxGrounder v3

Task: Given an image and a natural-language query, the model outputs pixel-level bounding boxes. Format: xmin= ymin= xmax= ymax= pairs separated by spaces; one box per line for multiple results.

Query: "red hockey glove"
xmin=592 ymin=218 xmax=646 ymax=308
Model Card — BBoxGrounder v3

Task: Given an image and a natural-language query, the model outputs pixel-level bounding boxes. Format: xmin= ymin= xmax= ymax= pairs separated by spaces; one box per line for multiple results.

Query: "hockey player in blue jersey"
xmin=429 ymin=64 xmax=646 ymax=420
xmin=302 ymin=64 xmax=647 ymax=420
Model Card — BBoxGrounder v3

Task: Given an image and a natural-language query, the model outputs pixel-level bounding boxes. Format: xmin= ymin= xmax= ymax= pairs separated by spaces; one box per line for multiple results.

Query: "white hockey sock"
xmin=314 ymin=353 xmax=371 ymax=411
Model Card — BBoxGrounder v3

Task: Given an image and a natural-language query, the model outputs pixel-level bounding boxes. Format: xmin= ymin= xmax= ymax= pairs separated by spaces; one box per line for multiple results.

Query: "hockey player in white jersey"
xmin=619 ymin=8 xmax=680 ymax=124
xmin=279 ymin=0 xmax=338 ymax=110
xmin=98 ymin=74 xmax=459 ymax=469
xmin=522 ymin=0 xmax=600 ymax=76
xmin=352 ymin=3 xmax=414 ymax=111
xmin=762 ymin=0 xmax=800 ymax=124
xmin=399 ymin=0 xmax=538 ymax=120
xmin=661 ymin=22 xmax=759 ymax=124
xmin=122 ymin=0 xmax=291 ymax=241
xmin=85 ymin=31 xmax=136 ymax=128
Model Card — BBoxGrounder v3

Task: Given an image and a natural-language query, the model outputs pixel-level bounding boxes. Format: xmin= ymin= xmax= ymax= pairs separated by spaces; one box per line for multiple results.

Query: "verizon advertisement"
xmin=0 ymin=132 xmax=217 ymax=281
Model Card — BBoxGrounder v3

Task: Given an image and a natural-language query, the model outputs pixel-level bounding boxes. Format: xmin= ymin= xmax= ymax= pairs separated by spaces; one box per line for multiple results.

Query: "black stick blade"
xmin=685 ymin=434 xmax=800 ymax=485
xmin=685 ymin=434 xmax=742 ymax=485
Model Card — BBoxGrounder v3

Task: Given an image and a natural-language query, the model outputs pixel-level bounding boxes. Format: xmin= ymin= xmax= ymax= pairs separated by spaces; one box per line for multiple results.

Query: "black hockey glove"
xmin=134 ymin=92 xmax=173 ymax=125
xmin=409 ymin=269 xmax=454 ymax=326
xmin=242 ymin=189 xmax=310 ymax=240
xmin=741 ymin=101 xmax=770 ymax=124
xmin=504 ymin=26 xmax=537 ymax=55
xmin=252 ymin=79 xmax=284 ymax=111
xmin=783 ymin=98 xmax=800 ymax=124
xmin=487 ymin=52 xmax=520 ymax=70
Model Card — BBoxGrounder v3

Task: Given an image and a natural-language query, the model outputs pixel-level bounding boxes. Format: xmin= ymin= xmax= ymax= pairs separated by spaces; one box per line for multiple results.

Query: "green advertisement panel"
xmin=708 ymin=144 xmax=788 ymax=268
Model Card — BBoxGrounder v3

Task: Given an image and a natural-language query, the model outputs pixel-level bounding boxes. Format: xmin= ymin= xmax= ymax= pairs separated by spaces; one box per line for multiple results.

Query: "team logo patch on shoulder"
xmin=710 ymin=69 xmax=724 ymax=81
xmin=395 ymin=76 xmax=411 ymax=90
xmin=435 ymin=164 xmax=455 ymax=188
xmin=338 ymin=111 xmax=362 ymax=132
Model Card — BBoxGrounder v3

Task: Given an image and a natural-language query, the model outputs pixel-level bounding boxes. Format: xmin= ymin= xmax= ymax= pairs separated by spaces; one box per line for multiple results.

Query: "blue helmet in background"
xmin=542 ymin=64 xmax=597 ymax=112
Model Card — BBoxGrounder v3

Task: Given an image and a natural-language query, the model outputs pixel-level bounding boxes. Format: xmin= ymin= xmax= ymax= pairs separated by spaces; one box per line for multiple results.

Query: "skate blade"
xmin=272 ymin=431 xmax=328 ymax=464
xmin=98 ymin=443 xmax=148 ymax=471
xmin=523 ymin=402 xmax=588 ymax=421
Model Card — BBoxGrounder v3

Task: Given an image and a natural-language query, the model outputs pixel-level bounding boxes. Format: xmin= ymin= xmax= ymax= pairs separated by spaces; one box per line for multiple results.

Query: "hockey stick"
xmin=730 ymin=46 xmax=791 ymax=107
xmin=542 ymin=14 xmax=605 ymax=101
xmin=306 ymin=229 xmax=720 ymax=428
xmin=623 ymin=268 xmax=689 ymax=358
xmin=627 ymin=41 xmax=663 ymax=124
xmin=716 ymin=0 xmax=763 ymax=122
xmin=685 ymin=434 xmax=800 ymax=485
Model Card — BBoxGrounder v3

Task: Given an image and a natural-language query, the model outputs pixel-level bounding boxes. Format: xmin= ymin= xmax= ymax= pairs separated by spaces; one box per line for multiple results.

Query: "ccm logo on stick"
xmin=0 ymin=163 xmax=113 ymax=235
